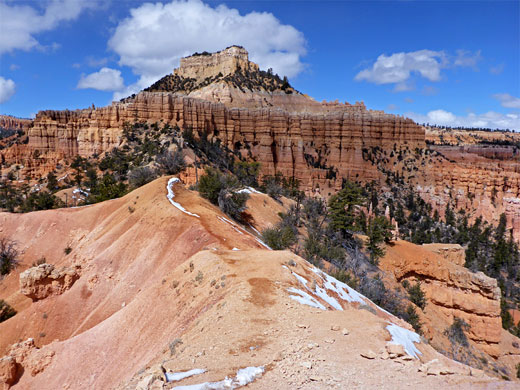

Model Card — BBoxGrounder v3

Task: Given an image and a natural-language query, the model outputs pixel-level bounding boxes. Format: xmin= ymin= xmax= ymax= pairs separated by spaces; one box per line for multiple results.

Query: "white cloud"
xmin=0 ymin=76 xmax=16 ymax=103
xmin=355 ymin=49 xmax=482 ymax=90
xmin=493 ymin=93 xmax=520 ymax=109
xmin=77 ymin=68 xmax=125 ymax=91
xmin=355 ymin=50 xmax=446 ymax=85
xmin=108 ymin=0 xmax=306 ymax=100
xmin=9 ymin=64 xmax=20 ymax=71
xmin=0 ymin=0 xmax=98 ymax=54
xmin=406 ymin=109 xmax=520 ymax=131
xmin=453 ymin=49 xmax=482 ymax=68
xmin=490 ymin=63 xmax=504 ymax=75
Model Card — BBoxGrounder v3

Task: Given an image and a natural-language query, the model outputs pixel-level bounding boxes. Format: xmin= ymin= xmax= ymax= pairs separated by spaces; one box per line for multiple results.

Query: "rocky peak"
xmin=144 ymin=45 xmax=298 ymax=98
xmin=174 ymin=45 xmax=256 ymax=81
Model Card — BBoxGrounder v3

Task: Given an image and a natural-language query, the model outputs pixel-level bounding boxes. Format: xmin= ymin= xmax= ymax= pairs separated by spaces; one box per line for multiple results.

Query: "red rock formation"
xmin=381 ymin=240 xmax=503 ymax=357
xmin=19 ymin=264 xmax=81 ymax=301
xmin=26 ymin=92 xmax=424 ymax=192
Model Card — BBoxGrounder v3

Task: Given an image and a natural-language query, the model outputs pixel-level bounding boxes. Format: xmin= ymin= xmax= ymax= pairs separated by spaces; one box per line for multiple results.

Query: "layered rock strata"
xmin=26 ymin=92 xmax=424 ymax=190
xmin=381 ymin=241 xmax=502 ymax=357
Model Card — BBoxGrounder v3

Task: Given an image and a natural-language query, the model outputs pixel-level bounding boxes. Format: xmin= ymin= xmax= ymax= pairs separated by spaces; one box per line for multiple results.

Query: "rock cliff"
xmin=25 ymin=92 xmax=424 ymax=191
xmin=381 ymin=241 xmax=503 ymax=357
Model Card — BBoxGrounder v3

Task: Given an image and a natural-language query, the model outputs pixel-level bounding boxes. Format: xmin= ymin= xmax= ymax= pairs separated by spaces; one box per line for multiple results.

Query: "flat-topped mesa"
xmin=174 ymin=45 xmax=258 ymax=81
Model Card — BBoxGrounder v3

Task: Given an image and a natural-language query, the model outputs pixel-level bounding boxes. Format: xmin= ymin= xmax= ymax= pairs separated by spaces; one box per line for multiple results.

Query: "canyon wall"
xmin=381 ymin=240 xmax=503 ymax=357
xmin=26 ymin=92 xmax=425 ymax=191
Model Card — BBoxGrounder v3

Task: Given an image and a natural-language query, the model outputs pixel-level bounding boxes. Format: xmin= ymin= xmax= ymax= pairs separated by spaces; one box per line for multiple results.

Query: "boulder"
xmin=20 ymin=264 xmax=80 ymax=301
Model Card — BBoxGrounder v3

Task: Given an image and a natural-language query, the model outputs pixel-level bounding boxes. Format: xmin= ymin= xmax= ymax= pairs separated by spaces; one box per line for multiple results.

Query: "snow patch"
xmin=314 ymin=285 xmax=343 ymax=310
xmin=287 ymin=287 xmax=326 ymax=310
xmin=236 ymin=187 xmax=263 ymax=195
xmin=218 ymin=216 xmax=243 ymax=235
xmin=311 ymin=267 xmax=365 ymax=304
xmin=167 ymin=178 xmax=200 ymax=218
xmin=172 ymin=366 xmax=264 ymax=390
xmin=386 ymin=323 xmax=422 ymax=358
xmin=166 ymin=369 xmax=206 ymax=382
xmin=291 ymin=272 xmax=308 ymax=287
xmin=232 ymin=248 xmax=240 ymax=251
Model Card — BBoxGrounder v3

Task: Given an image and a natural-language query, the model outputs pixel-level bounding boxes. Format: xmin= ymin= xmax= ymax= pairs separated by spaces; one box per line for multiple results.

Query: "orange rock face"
xmin=25 ymin=92 xmax=424 ymax=192
xmin=381 ymin=240 xmax=503 ymax=357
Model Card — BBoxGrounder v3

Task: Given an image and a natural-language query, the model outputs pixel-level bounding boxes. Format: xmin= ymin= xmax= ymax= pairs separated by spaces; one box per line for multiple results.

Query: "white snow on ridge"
xmin=236 ymin=187 xmax=263 ymax=195
xmin=172 ymin=366 xmax=264 ymax=390
xmin=312 ymin=267 xmax=365 ymax=304
xmin=218 ymin=216 xmax=244 ymax=235
xmin=287 ymin=287 xmax=326 ymax=310
xmin=167 ymin=178 xmax=200 ymax=218
xmin=386 ymin=323 xmax=422 ymax=358
xmin=166 ymin=369 xmax=206 ymax=382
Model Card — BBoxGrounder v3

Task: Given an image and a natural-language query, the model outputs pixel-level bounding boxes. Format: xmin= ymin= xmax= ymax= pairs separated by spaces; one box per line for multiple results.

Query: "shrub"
xmin=444 ymin=317 xmax=471 ymax=347
xmin=128 ymin=166 xmax=157 ymax=188
xmin=406 ymin=281 xmax=427 ymax=310
xmin=233 ymin=161 xmax=260 ymax=187
xmin=198 ymin=168 xmax=224 ymax=204
xmin=366 ymin=216 xmax=393 ymax=265
xmin=0 ymin=299 xmax=16 ymax=323
xmin=403 ymin=304 xmax=422 ymax=334
xmin=157 ymin=149 xmax=186 ymax=174
xmin=64 ymin=246 xmax=72 ymax=255
xmin=0 ymin=238 xmax=18 ymax=275
xmin=516 ymin=363 xmax=520 ymax=379
xmin=21 ymin=191 xmax=63 ymax=212
xmin=262 ymin=225 xmax=297 ymax=250
xmin=262 ymin=175 xmax=283 ymax=201
xmin=217 ymin=190 xmax=249 ymax=222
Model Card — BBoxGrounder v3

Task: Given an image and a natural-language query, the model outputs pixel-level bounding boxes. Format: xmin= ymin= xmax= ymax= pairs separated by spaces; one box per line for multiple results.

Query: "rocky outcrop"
xmin=0 ymin=115 xmax=31 ymax=131
xmin=0 ymin=338 xmax=54 ymax=388
xmin=19 ymin=264 xmax=80 ymax=301
xmin=422 ymin=243 xmax=465 ymax=266
xmin=174 ymin=46 xmax=257 ymax=80
xmin=380 ymin=240 xmax=502 ymax=357
xmin=26 ymin=92 xmax=424 ymax=191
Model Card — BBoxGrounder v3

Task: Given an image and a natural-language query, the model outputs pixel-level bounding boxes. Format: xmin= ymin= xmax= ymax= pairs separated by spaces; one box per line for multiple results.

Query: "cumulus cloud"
xmin=108 ymin=0 xmax=306 ymax=100
xmin=355 ymin=50 xmax=446 ymax=86
xmin=453 ymin=49 xmax=482 ymax=69
xmin=77 ymin=68 xmax=125 ymax=91
xmin=0 ymin=76 xmax=16 ymax=103
xmin=355 ymin=49 xmax=482 ymax=90
xmin=0 ymin=0 xmax=98 ymax=54
xmin=493 ymin=93 xmax=520 ymax=109
xmin=406 ymin=109 xmax=520 ymax=131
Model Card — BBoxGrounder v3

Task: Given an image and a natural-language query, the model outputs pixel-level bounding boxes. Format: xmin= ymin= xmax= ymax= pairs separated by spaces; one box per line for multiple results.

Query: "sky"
xmin=0 ymin=0 xmax=519 ymax=130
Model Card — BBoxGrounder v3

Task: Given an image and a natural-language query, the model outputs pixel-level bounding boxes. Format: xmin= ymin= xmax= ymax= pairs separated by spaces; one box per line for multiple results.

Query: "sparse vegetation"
xmin=0 ymin=238 xmax=18 ymax=275
xmin=0 ymin=299 xmax=16 ymax=323
xmin=444 ymin=317 xmax=471 ymax=347
xmin=64 ymin=246 xmax=72 ymax=255
xmin=128 ymin=166 xmax=157 ymax=189
xmin=157 ymin=149 xmax=186 ymax=175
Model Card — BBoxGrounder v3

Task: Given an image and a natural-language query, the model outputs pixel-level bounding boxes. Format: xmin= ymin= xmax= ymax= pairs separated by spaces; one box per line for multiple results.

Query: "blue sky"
xmin=0 ymin=0 xmax=519 ymax=129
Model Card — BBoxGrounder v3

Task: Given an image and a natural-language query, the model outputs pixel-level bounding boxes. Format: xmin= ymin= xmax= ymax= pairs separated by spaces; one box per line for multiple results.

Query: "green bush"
xmin=404 ymin=304 xmax=422 ymax=334
xmin=218 ymin=190 xmax=249 ymax=222
xmin=0 ymin=299 xmax=16 ymax=323
xmin=0 ymin=238 xmax=18 ymax=275
xmin=233 ymin=161 xmax=260 ymax=187
xmin=262 ymin=225 xmax=297 ymax=250
xmin=406 ymin=281 xmax=426 ymax=310
xmin=198 ymin=167 xmax=224 ymax=204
